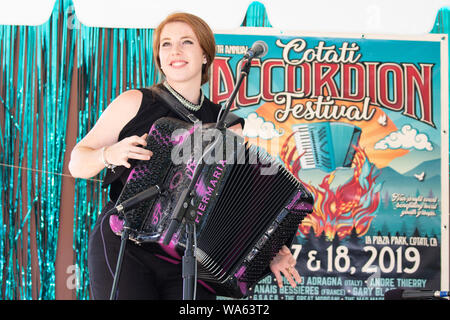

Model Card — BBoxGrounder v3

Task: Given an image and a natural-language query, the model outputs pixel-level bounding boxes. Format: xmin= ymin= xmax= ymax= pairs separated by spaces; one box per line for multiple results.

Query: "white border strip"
xmin=439 ymin=34 xmax=449 ymax=292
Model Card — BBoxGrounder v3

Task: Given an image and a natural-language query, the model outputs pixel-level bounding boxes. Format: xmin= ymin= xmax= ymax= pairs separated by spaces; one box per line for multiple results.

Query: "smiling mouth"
xmin=170 ymin=61 xmax=187 ymax=68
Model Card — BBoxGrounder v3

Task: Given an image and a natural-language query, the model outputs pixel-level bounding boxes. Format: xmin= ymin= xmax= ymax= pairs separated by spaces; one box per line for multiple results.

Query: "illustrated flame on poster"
xmin=280 ymin=134 xmax=383 ymax=240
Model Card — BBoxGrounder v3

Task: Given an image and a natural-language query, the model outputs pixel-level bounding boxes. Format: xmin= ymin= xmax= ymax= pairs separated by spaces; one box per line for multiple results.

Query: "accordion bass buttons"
xmin=255 ymin=235 xmax=269 ymax=250
xmin=275 ymin=209 xmax=289 ymax=223
xmin=245 ymin=248 xmax=259 ymax=263
xmin=244 ymin=220 xmax=280 ymax=264
xmin=266 ymin=221 xmax=278 ymax=236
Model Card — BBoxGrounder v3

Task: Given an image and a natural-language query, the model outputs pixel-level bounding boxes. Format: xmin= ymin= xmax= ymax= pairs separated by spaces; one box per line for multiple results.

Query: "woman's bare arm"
xmin=68 ymin=89 xmax=152 ymax=179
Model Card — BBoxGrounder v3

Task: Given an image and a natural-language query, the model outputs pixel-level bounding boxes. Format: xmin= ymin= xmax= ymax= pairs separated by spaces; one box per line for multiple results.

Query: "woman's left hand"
xmin=270 ymin=245 xmax=301 ymax=288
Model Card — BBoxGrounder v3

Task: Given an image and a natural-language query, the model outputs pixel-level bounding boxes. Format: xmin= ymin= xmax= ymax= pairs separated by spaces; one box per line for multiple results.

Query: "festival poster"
xmin=205 ymin=29 xmax=449 ymax=300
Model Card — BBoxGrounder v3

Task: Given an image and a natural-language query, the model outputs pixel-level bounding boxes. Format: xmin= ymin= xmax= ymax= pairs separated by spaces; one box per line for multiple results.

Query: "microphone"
xmin=107 ymin=185 xmax=161 ymax=216
xmin=244 ymin=40 xmax=268 ymax=59
xmin=384 ymin=289 xmax=449 ymax=300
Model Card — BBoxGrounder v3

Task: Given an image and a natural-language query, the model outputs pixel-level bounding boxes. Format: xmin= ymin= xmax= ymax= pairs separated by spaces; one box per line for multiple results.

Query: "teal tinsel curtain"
xmin=0 ymin=0 xmax=75 ymax=299
xmin=0 ymin=0 xmax=271 ymax=300
xmin=431 ymin=7 xmax=450 ymax=87
xmin=431 ymin=7 xmax=450 ymax=34
xmin=242 ymin=1 xmax=272 ymax=27
xmin=430 ymin=7 xmax=450 ymax=176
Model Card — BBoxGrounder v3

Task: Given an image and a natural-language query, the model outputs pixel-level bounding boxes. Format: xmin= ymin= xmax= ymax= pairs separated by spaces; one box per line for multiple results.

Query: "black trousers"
xmin=87 ymin=201 xmax=216 ymax=300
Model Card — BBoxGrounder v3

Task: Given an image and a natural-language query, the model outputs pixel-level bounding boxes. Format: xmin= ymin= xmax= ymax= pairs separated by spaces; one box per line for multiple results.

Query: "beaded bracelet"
xmin=101 ymin=146 xmax=116 ymax=173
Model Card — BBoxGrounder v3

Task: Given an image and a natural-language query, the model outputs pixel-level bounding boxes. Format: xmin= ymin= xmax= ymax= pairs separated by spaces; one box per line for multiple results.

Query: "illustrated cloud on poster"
xmin=374 ymin=124 xmax=433 ymax=151
xmin=243 ymin=112 xmax=284 ymax=140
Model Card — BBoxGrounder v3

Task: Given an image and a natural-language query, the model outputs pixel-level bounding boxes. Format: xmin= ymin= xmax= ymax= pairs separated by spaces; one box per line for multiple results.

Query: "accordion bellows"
xmin=112 ymin=117 xmax=314 ymax=298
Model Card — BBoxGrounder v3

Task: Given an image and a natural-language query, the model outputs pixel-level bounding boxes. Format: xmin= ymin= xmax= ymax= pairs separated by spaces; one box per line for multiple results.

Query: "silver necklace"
xmin=163 ymin=81 xmax=204 ymax=112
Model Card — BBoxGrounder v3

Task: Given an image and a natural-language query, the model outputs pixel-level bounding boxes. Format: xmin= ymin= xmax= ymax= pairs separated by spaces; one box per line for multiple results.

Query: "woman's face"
xmin=158 ymin=21 xmax=205 ymax=87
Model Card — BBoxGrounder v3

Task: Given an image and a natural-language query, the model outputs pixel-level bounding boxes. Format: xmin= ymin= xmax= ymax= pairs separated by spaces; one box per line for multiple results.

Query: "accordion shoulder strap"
xmin=151 ymin=85 xmax=200 ymax=124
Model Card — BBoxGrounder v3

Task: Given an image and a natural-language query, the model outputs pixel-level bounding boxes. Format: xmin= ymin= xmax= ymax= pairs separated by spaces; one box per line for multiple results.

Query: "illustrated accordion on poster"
xmin=292 ymin=122 xmax=362 ymax=172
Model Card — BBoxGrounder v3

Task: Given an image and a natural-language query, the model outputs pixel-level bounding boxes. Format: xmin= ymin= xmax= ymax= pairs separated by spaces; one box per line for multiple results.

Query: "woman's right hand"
xmin=103 ymin=133 xmax=153 ymax=169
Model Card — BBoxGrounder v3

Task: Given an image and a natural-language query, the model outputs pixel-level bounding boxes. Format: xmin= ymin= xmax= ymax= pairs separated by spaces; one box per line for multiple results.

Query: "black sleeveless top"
xmin=102 ymin=83 xmax=244 ymax=202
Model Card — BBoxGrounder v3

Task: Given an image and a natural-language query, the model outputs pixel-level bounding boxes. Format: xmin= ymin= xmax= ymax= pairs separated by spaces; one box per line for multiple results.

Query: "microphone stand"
xmin=215 ymin=57 xmax=252 ymax=130
xmin=163 ymin=56 xmax=254 ymax=300
xmin=109 ymin=219 xmax=131 ymax=300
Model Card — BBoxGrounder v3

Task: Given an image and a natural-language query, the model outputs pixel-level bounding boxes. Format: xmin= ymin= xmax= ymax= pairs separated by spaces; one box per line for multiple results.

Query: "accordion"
xmin=292 ymin=122 xmax=361 ymax=172
xmin=111 ymin=117 xmax=313 ymax=298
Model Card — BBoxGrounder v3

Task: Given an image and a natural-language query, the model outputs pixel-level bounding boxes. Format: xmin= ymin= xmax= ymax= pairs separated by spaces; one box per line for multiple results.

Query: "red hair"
xmin=153 ymin=12 xmax=216 ymax=85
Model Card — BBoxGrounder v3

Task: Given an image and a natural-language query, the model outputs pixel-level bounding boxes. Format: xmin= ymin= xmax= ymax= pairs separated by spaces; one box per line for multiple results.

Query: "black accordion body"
xmin=111 ymin=117 xmax=313 ymax=298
